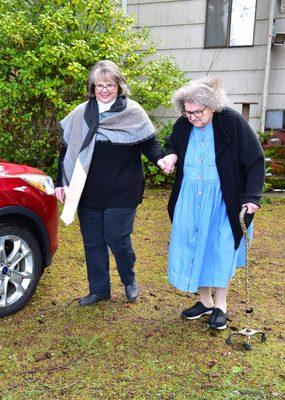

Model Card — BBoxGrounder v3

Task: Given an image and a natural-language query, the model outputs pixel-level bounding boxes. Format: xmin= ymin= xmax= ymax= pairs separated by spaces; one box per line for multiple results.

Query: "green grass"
xmin=0 ymin=189 xmax=284 ymax=400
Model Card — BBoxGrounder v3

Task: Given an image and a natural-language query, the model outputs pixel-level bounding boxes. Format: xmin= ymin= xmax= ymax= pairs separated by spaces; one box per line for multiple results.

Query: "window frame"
xmin=265 ymin=110 xmax=285 ymax=130
xmin=204 ymin=0 xmax=257 ymax=49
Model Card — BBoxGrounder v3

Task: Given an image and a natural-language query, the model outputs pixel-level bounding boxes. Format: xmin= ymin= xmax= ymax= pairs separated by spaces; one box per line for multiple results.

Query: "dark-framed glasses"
xmin=182 ymin=107 xmax=207 ymax=118
xmin=95 ymin=84 xmax=117 ymax=92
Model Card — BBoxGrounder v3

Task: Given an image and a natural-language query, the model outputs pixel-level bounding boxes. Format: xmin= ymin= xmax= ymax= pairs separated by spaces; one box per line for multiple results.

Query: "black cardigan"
xmin=166 ymin=107 xmax=265 ymax=249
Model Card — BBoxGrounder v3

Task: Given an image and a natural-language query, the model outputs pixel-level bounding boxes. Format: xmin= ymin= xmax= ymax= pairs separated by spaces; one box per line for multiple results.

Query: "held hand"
xmin=242 ymin=203 xmax=259 ymax=214
xmin=157 ymin=158 xmax=168 ymax=172
xmin=157 ymin=158 xmax=174 ymax=174
xmin=157 ymin=154 xmax=178 ymax=174
xmin=163 ymin=154 xmax=178 ymax=173
xmin=55 ymin=187 xmax=65 ymax=204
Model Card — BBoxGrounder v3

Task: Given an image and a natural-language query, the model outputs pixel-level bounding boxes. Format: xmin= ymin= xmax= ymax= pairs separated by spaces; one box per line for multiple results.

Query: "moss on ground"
xmin=0 ymin=189 xmax=284 ymax=400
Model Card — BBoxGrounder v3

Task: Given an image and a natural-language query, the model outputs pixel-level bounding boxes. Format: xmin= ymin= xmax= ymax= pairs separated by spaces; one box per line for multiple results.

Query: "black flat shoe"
xmin=207 ymin=308 xmax=227 ymax=330
xmin=125 ymin=280 xmax=139 ymax=302
xmin=181 ymin=301 xmax=214 ymax=320
xmin=78 ymin=293 xmax=110 ymax=306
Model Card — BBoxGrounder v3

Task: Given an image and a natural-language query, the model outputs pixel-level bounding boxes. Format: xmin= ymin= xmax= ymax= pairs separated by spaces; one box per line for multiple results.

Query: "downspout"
xmin=260 ymin=0 xmax=276 ymax=132
xmin=122 ymin=0 xmax=127 ymax=15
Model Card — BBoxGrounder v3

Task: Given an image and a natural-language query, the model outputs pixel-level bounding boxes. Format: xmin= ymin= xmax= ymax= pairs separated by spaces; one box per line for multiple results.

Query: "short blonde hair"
xmin=87 ymin=60 xmax=130 ymax=98
xmin=172 ymin=76 xmax=228 ymax=113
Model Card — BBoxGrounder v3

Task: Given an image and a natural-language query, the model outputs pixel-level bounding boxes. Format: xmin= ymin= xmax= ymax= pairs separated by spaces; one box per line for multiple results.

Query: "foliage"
xmin=262 ymin=164 xmax=272 ymax=192
xmin=0 ymin=0 xmax=185 ymax=177
xmin=257 ymin=129 xmax=272 ymax=145
xmin=265 ymin=176 xmax=285 ymax=190
xmin=263 ymin=140 xmax=285 ymax=191
xmin=143 ymin=121 xmax=175 ymax=186
xmin=259 ymin=131 xmax=281 ymax=192
xmin=264 ymin=147 xmax=285 ymax=159
xmin=263 ymin=181 xmax=272 ymax=193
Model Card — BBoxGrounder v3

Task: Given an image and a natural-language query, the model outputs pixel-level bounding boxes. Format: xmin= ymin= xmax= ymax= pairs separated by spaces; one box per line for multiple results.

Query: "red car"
xmin=0 ymin=161 xmax=58 ymax=317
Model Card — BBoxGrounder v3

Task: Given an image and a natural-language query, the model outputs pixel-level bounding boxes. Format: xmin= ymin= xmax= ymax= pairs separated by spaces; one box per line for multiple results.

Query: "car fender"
xmin=0 ymin=205 xmax=52 ymax=268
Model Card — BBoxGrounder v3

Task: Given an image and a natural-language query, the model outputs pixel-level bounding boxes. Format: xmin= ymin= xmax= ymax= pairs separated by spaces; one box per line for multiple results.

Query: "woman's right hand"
xmin=55 ymin=187 xmax=65 ymax=204
xmin=159 ymin=154 xmax=178 ymax=174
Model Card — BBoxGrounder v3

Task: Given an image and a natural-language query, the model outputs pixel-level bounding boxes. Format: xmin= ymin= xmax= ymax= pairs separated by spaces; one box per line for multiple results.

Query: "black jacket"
xmin=166 ymin=107 xmax=265 ymax=249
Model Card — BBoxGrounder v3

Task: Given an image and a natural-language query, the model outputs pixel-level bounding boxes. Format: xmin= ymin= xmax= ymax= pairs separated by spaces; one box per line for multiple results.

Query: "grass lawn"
xmin=0 ymin=188 xmax=284 ymax=400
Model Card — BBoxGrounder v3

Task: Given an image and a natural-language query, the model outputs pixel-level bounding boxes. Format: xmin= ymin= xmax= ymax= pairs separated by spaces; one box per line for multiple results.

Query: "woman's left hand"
xmin=242 ymin=203 xmax=260 ymax=214
xmin=157 ymin=154 xmax=178 ymax=174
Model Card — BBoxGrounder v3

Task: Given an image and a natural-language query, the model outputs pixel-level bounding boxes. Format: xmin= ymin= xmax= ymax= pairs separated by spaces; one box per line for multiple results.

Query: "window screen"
xmin=205 ymin=0 xmax=257 ymax=48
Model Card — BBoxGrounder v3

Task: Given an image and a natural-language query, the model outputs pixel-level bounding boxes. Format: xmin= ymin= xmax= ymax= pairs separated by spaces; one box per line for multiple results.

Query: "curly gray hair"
xmin=87 ymin=60 xmax=130 ymax=98
xmin=172 ymin=76 xmax=228 ymax=113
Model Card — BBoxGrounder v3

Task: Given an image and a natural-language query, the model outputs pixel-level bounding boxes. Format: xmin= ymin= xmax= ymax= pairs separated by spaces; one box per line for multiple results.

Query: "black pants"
xmin=78 ymin=206 xmax=137 ymax=295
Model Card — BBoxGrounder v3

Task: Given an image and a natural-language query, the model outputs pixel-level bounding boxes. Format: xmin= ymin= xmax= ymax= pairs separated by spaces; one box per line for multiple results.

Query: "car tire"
xmin=0 ymin=223 xmax=42 ymax=318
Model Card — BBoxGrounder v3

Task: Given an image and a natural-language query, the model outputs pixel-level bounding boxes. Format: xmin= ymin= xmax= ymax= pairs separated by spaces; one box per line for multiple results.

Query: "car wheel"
xmin=0 ymin=223 xmax=42 ymax=318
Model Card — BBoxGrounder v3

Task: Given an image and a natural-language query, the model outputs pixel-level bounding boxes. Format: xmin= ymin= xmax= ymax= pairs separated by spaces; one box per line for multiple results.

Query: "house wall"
xmin=270 ymin=3 xmax=285 ymax=112
xmin=127 ymin=0 xmax=285 ymax=132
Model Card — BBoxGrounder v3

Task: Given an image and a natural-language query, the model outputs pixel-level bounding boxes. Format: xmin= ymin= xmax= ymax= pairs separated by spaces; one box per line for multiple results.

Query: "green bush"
xmin=0 ymin=0 xmax=185 ymax=178
xmin=265 ymin=176 xmax=285 ymax=190
xmin=142 ymin=121 xmax=175 ymax=186
xmin=257 ymin=129 xmax=272 ymax=145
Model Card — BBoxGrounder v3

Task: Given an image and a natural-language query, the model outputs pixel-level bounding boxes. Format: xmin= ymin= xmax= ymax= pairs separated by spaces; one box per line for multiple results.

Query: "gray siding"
xmin=127 ymin=0 xmax=285 ymax=131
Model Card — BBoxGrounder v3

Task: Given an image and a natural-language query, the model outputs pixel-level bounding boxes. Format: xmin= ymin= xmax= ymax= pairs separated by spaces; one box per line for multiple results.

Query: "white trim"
xmin=260 ymin=0 xmax=277 ymax=132
xmin=122 ymin=0 xmax=127 ymax=14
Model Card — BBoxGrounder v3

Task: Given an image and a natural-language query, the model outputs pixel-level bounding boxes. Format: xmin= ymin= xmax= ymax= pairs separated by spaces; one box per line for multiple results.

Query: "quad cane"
xmin=226 ymin=206 xmax=266 ymax=350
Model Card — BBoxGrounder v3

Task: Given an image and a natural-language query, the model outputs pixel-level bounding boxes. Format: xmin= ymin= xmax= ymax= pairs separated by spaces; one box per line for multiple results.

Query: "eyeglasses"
xmin=95 ymin=84 xmax=117 ymax=92
xmin=182 ymin=107 xmax=207 ymax=118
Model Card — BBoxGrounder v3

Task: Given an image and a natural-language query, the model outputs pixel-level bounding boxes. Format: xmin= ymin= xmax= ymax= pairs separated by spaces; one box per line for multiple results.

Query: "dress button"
xmin=198 ymin=192 xmax=203 ymax=195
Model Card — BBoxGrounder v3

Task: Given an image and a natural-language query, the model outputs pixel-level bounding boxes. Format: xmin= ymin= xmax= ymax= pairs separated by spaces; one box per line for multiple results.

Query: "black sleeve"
xmin=165 ymin=119 xmax=181 ymax=155
xmin=238 ymin=117 xmax=265 ymax=205
xmin=56 ymin=142 xmax=67 ymax=187
xmin=140 ymin=136 xmax=164 ymax=165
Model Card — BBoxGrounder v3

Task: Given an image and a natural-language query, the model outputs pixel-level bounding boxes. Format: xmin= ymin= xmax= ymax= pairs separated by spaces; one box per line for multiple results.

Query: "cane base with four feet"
xmin=226 ymin=328 xmax=266 ymax=350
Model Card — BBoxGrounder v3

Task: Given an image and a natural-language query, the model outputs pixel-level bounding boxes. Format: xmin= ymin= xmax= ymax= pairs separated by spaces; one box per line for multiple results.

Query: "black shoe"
xmin=207 ymin=308 xmax=227 ymax=330
xmin=125 ymin=280 xmax=139 ymax=302
xmin=181 ymin=301 xmax=214 ymax=320
xmin=78 ymin=293 xmax=110 ymax=306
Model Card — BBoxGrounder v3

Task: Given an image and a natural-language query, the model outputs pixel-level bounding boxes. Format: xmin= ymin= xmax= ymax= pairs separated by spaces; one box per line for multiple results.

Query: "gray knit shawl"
xmin=59 ymin=96 xmax=156 ymax=225
xmin=60 ymin=96 xmax=155 ymax=187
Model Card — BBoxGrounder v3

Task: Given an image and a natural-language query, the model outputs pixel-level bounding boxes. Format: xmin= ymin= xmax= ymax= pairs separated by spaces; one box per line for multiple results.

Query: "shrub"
xmin=142 ymin=157 xmax=167 ymax=186
xmin=143 ymin=121 xmax=175 ymax=186
xmin=0 ymin=0 xmax=185 ymax=178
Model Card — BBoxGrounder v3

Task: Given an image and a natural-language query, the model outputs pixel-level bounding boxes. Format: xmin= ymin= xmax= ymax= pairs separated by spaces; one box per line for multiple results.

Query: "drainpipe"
xmin=122 ymin=0 xmax=127 ymax=15
xmin=260 ymin=0 xmax=276 ymax=132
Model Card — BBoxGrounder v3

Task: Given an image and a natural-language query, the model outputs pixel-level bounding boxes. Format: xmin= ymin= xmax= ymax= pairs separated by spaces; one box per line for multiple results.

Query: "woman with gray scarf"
xmin=56 ymin=60 xmax=168 ymax=306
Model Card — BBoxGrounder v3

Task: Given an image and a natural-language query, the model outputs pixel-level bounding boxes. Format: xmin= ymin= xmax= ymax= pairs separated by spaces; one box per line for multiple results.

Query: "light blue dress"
xmin=168 ymin=123 xmax=253 ymax=292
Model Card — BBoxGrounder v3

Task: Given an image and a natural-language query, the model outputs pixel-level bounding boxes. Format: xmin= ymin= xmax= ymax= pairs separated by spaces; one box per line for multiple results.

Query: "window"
xmin=205 ymin=0 xmax=257 ymax=48
xmin=265 ymin=111 xmax=285 ymax=130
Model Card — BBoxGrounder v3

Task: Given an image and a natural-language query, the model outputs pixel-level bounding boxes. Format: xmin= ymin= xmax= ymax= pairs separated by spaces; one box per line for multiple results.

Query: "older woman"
xmin=163 ymin=76 xmax=265 ymax=329
xmin=56 ymin=60 xmax=167 ymax=306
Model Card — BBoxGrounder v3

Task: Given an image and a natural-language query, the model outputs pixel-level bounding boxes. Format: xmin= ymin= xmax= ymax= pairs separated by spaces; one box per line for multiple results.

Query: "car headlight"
xmin=19 ymin=174 xmax=55 ymax=195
